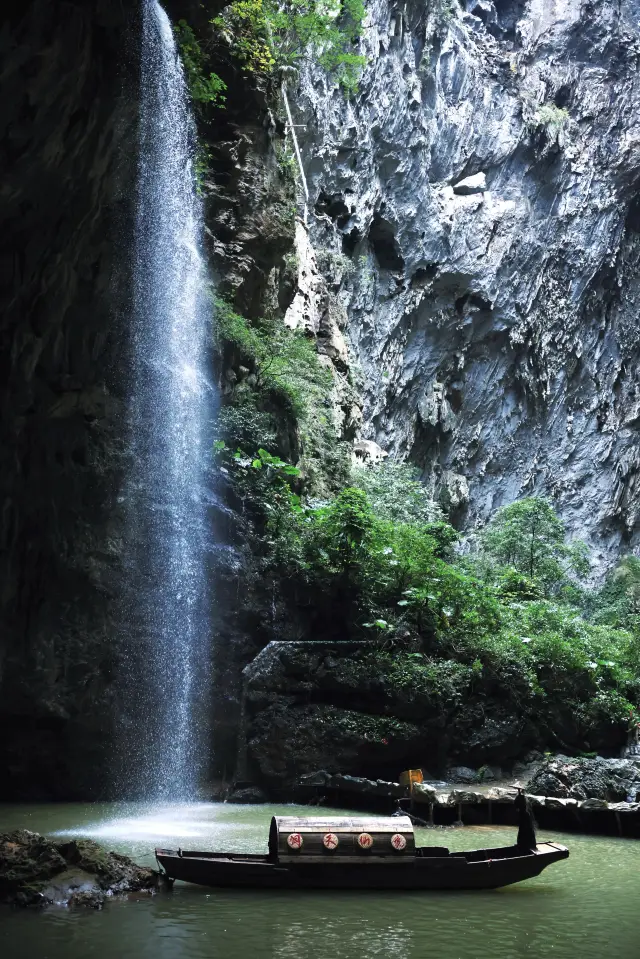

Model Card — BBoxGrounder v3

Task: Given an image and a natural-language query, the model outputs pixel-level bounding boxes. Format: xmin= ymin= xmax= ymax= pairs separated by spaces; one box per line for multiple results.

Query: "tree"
xmin=481 ymin=497 xmax=589 ymax=593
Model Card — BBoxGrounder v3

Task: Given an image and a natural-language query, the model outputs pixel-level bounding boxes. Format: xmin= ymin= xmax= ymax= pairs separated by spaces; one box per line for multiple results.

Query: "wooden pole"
xmin=281 ymin=81 xmax=309 ymax=225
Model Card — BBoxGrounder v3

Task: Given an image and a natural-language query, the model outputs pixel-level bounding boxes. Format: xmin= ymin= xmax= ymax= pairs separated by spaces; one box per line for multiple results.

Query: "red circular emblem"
xmin=390 ymin=833 xmax=407 ymax=850
xmin=357 ymin=832 xmax=374 ymax=849
xmin=323 ymin=832 xmax=339 ymax=850
xmin=287 ymin=833 xmax=303 ymax=850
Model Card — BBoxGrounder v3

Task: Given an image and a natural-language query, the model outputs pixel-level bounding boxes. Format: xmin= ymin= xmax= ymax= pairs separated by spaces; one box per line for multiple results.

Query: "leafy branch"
xmin=211 ymin=0 xmax=367 ymax=93
xmin=175 ymin=19 xmax=227 ymax=108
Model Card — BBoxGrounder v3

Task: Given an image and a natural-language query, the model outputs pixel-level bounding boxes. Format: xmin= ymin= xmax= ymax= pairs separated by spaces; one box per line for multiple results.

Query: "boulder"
xmin=528 ymin=756 xmax=640 ymax=802
xmin=226 ymin=786 xmax=268 ymax=804
xmin=446 ymin=766 xmax=480 ymax=784
xmin=0 ymin=830 xmax=163 ymax=907
xmin=411 ymin=783 xmax=438 ymax=803
xmin=352 ymin=440 xmax=388 ymax=464
xmin=608 ymin=802 xmax=638 ymax=813
xmin=68 ymin=890 xmax=106 ymax=909
xmin=247 ymin=700 xmax=423 ymax=788
xmin=0 ymin=830 xmax=67 ymax=893
xmin=478 ymin=765 xmax=503 ymax=782
xmin=579 ymin=798 xmax=609 ymax=810
xmin=545 ymin=797 xmax=578 ymax=810
xmin=448 ymin=790 xmax=484 ymax=805
xmin=484 ymin=787 xmax=515 ymax=803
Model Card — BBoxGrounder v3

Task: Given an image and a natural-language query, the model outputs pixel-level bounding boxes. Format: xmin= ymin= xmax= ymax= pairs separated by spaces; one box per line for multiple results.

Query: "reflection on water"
xmin=1 ymin=802 xmax=638 ymax=959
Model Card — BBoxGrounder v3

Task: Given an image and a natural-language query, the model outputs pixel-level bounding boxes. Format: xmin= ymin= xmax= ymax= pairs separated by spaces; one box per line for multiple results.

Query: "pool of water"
xmin=1 ymin=802 xmax=638 ymax=959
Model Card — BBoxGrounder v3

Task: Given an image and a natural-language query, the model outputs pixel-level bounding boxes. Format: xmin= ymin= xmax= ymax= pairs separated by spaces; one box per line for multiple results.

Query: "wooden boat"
xmin=155 ymin=802 xmax=569 ymax=891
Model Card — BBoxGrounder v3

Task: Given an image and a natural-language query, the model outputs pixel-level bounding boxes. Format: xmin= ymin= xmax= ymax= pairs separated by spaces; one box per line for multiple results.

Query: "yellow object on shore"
xmin=399 ymin=770 xmax=423 ymax=789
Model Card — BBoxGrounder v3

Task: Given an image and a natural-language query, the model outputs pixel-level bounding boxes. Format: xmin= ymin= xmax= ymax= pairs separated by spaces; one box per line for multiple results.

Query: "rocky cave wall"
xmin=236 ymin=0 xmax=640 ymax=791
xmin=293 ymin=0 xmax=640 ymax=573
xmin=0 ymin=0 xmax=140 ymax=798
xmin=4 ymin=0 xmax=640 ymax=799
xmin=0 ymin=0 xmax=309 ymax=798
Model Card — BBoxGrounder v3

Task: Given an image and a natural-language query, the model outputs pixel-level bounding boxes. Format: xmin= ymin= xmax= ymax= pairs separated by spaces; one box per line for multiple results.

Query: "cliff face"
xmin=0 ymin=0 xmax=296 ymax=798
xmin=3 ymin=0 xmax=640 ymax=799
xmin=295 ymin=0 xmax=640 ymax=571
xmin=0 ymin=0 xmax=138 ymax=797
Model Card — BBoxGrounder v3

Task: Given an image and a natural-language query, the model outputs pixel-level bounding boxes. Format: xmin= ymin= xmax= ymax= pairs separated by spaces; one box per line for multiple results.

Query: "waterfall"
xmin=118 ymin=0 xmax=213 ymax=800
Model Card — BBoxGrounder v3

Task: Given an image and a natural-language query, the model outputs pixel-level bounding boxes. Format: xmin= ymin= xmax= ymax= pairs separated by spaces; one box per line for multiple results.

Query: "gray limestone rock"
xmin=528 ymin=755 xmax=640 ymax=801
xmin=292 ymin=0 xmax=640 ymax=572
xmin=452 ymin=172 xmax=487 ymax=195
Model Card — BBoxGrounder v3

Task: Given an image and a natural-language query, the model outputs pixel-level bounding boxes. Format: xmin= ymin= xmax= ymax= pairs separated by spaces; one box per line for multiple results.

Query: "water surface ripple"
xmin=1 ymin=802 xmax=637 ymax=958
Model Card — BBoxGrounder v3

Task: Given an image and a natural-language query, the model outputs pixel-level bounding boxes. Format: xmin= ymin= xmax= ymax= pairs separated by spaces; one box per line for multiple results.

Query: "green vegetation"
xmin=521 ymin=95 xmax=570 ymax=136
xmin=214 ymin=298 xmax=350 ymax=497
xmin=480 ymin=497 xmax=589 ymax=593
xmin=211 ymin=0 xmax=367 ymax=93
xmin=215 ymin=298 xmax=327 ymax=417
xmin=294 ymin=488 xmax=635 ymax=736
xmin=315 ymin=249 xmax=355 ymax=281
xmin=535 ymin=103 xmax=569 ymax=131
xmin=436 ymin=0 xmax=458 ymax=26
xmin=352 ymin=462 xmax=444 ymax=528
xmin=174 ymin=20 xmax=227 ymax=108
xmin=214 ymin=296 xmax=640 ymax=756
xmin=591 ymin=556 xmax=640 ymax=631
xmin=222 ymin=435 xmax=640 ymax=742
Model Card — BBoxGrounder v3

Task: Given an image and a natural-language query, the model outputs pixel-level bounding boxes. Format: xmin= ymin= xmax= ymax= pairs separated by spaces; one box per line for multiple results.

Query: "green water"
xmin=0 ymin=802 xmax=638 ymax=958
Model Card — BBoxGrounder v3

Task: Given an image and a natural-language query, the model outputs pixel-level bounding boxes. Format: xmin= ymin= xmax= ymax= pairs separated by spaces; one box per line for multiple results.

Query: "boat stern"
xmin=536 ymin=841 xmax=570 ymax=861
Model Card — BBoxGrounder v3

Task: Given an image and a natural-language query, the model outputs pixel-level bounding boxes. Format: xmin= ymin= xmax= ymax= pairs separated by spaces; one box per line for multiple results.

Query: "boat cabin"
xmin=269 ymin=816 xmax=415 ymax=863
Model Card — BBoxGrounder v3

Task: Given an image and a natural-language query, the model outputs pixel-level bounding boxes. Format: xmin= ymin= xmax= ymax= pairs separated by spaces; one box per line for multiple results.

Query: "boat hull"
xmin=156 ymin=842 xmax=569 ymax=891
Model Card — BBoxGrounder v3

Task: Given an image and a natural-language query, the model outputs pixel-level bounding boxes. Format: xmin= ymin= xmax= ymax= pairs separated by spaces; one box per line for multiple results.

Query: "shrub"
xmin=591 ymin=555 xmax=640 ymax=629
xmin=351 ymin=462 xmax=444 ymax=527
xmin=214 ymin=298 xmax=349 ymax=499
xmin=215 ymin=298 xmax=330 ymax=416
xmin=211 ymin=0 xmax=367 ymax=93
xmin=535 ymin=103 xmax=569 ymax=130
xmin=175 ymin=20 xmax=227 ymax=108
xmin=261 ymin=481 xmax=640 ymax=736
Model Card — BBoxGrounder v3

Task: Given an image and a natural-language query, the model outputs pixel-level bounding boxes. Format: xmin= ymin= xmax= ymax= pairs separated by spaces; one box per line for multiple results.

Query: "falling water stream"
xmin=119 ymin=0 xmax=213 ymax=799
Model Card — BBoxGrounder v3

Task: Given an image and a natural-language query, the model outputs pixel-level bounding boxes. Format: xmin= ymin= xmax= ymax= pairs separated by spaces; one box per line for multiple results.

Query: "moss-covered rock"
xmin=247 ymin=699 xmax=424 ymax=791
xmin=0 ymin=831 xmax=162 ymax=907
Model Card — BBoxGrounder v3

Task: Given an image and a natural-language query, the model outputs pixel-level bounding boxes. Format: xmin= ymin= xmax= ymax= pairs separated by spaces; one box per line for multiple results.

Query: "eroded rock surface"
xmin=243 ymin=641 xmax=595 ymax=792
xmin=0 ymin=830 xmax=162 ymax=907
xmin=294 ymin=0 xmax=640 ymax=570
xmin=528 ymin=755 xmax=640 ymax=801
